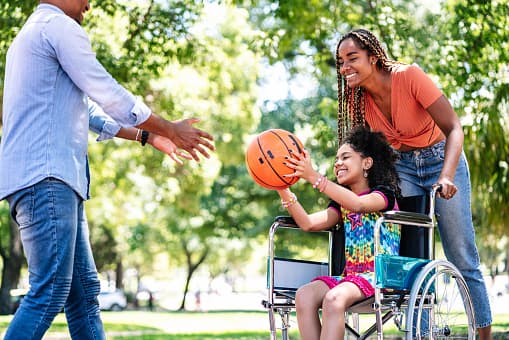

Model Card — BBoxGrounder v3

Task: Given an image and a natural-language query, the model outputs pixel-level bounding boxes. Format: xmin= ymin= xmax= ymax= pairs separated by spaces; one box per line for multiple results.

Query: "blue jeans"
xmin=395 ymin=140 xmax=492 ymax=328
xmin=4 ymin=178 xmax=105 ymax=340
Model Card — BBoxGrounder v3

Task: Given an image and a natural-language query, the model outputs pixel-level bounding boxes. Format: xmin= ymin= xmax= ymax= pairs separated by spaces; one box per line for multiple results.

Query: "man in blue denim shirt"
xmin=0 ymin=1 xmax=214 ymax=339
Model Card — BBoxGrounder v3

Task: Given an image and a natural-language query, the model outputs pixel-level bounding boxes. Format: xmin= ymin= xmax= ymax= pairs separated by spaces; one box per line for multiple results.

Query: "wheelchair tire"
xmin=405 ymin=260 xmax=476 ymax=340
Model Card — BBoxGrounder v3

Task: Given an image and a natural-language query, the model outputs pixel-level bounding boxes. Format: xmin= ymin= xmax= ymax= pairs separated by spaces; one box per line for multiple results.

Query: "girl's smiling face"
xmin=334 ymin=143 xmax=372 ymax=187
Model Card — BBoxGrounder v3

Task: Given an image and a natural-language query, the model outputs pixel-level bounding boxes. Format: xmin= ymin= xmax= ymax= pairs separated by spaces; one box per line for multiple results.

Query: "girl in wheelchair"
xmin=278 ymin=126 xmax=400 ymax=340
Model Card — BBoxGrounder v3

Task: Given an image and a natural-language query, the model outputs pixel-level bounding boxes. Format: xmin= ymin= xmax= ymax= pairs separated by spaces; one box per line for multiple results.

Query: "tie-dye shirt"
xmin=313 ymin=186 xmax=400 ymax=297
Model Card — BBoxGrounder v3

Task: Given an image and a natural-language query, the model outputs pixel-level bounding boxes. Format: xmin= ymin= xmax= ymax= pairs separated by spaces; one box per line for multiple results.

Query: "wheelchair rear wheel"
xmin=405 ymin=260 xmax=475 ymax=340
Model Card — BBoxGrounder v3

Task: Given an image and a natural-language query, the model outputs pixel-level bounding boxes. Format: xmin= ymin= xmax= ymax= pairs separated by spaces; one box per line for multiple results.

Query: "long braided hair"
xmin=336 ymin=29 xmax=403 ymax=144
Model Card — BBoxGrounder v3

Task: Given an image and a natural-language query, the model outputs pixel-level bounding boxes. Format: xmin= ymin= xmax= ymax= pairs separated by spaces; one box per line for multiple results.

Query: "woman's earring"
xmin=363 ymin=169 xmax=368 ymax=178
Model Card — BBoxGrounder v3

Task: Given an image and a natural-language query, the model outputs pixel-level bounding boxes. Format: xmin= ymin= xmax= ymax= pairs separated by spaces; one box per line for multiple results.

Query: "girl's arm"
xmin=321 ymin=182 xmax=387 ymax=213
xmin=284 ymin=150 xmax=387 ymax=213
xmin=277 ymin=188 xmax=340 ymax=232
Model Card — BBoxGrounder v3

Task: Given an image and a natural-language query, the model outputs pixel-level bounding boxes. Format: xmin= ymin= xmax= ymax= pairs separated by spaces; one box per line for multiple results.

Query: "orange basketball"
xmin=245 ymin=129 xmax=305 ymax=190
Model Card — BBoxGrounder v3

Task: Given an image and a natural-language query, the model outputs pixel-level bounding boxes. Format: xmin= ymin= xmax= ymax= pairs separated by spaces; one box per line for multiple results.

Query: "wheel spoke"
xmin=405 ymin=261 xmax=475 ymax=340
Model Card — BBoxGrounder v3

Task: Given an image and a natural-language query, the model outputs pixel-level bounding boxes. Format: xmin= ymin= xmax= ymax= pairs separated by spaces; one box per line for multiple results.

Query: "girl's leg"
xmin=320 ymin=282 xmax=364 ymax=340
xmin=295 ymin=281 xmax=329 ymax=340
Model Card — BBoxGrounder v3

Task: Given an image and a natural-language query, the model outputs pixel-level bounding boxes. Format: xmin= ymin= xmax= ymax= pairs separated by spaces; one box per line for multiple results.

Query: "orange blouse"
xmin=364 ymin=64 xmax=445 ymax=150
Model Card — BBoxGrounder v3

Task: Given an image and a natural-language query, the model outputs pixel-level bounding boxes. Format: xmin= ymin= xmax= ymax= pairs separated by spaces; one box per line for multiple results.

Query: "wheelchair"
xmin=262 ymin=186 xmax=476 ymax=339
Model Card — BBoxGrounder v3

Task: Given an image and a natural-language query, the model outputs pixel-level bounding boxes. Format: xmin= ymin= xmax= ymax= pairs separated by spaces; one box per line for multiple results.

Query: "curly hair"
xmin=342 ymin=126 xmax=400 ymax=197
xmin=335 ymin=29 xmax=404 ymax=144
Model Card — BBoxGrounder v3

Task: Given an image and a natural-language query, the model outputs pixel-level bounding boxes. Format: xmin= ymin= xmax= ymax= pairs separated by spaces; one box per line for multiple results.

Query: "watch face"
xmin=141 ymin=130 xmax=149 ymax=146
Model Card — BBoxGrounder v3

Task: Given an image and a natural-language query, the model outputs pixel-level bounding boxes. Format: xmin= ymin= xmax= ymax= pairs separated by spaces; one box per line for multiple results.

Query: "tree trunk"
xmin=115 ymin=260 xmax=123 ymax=289
xmin=178 ymin=267 xmax=193 ymax=311
xmin=178 ymin=241 xmax=209 ymax=311
xmin=0 ymin=219 xmax=24 ymax=315
xmin=505 ymin=243 xmax=509 ymax=274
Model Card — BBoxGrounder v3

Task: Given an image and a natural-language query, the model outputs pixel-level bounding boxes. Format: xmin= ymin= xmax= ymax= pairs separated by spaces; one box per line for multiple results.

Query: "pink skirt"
xmin=312 ymin=275 xmax=375 ymax=298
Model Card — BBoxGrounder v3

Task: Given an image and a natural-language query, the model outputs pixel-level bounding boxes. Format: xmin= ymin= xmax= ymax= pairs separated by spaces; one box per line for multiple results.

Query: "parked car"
xmin=98 ymin=289 xmax=127 ymax=311
xmin=10 ymin=288 xmax=126 ymax=313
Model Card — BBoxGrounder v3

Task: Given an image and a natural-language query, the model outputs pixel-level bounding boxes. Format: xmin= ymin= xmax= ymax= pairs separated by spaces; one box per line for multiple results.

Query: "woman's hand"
xmin=436 ymin=176 xmax=458 ymax=200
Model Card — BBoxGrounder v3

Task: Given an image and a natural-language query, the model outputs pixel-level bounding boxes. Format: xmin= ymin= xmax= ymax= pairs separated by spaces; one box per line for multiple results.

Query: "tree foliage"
xmin=1 ymin=0 xmax=508 ymax=314
xmin=0 ymin=0 xmax=264 ymax=311
xmin=433 ymin=0 xmax=509 ymax=233
xmin=235 ymin=0 xmax=509 ymax=271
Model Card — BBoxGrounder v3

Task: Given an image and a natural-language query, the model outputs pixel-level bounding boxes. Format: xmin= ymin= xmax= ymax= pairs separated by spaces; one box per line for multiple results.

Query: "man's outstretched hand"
xmin=148 ymin=133 xmax=193 ymax=165
xmin=169 ymin=118 xmax=215 ymax=161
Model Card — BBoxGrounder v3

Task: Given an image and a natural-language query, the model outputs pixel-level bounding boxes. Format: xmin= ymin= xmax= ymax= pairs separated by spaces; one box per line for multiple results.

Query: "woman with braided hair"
xmin=336 ymin=28 xmax=492 ymax=339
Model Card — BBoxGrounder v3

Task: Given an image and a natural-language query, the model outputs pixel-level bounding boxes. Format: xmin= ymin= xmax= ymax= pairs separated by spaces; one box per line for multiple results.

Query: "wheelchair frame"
xmin=262 ymin=187 xmax=476 ymax=340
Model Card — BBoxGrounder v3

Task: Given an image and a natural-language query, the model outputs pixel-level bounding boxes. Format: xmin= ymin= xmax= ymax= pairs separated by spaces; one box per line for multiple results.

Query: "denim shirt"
xmin=0 ymin=4 xmax=151 ymax=200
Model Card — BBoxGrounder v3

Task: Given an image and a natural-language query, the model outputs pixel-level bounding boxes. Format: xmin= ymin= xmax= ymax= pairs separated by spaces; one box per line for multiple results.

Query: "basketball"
xmin=245 ymin=129 xmax=305 ymax=190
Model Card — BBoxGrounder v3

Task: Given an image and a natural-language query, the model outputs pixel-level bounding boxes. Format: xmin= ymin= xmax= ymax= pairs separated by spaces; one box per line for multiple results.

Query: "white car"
xmin=98 ymin=289 xmax=127 ymax=311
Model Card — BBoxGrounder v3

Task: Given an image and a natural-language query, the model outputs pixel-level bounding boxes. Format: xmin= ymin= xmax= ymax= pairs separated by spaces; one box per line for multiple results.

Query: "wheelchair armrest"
xmin=382 ymin=210 xmax=432 ymax=224
xmin=273 ymin=216 xmax=340 ymax=231
xmin=274 ymin=216 xmax=298 ymax=228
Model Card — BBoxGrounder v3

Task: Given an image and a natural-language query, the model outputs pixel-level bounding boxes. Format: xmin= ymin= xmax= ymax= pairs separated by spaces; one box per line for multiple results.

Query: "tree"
xmin=235 ymin=0 xmax=509 ymax=270
xmin=433 ymin=0 xmax=509 ymax=231
xmin=87 ymin=2 xmax=264 ymax=309
xmin=0 ymin=203 xmax=24 ymax=315
xmin=421 ymin=0 xmax=509 ymax=270
xmin=152 ymin=4 xmax=265 ymax=309
xmin=0 ymin=1 xmax=35 ymax=120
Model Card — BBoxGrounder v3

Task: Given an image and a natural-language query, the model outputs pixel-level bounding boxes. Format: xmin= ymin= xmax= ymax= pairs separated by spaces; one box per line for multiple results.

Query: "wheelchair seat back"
xmin=398 ymin=194 xmax=431 ymax=259
xmin=272 ymin=257 xmax=328 ymax=291
xmin=376 ymin=194 xmax=433 ymax=290
xmin=329 ymin=225 xmax=345 ymax=276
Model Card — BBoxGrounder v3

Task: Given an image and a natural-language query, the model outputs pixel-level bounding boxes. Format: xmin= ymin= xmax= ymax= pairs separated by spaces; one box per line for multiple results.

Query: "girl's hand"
xmin=283 ymin=149 xmax=316 ymax=181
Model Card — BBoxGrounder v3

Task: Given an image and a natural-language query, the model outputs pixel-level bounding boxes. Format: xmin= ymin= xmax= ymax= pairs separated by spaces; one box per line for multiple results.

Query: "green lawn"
xmin=1 ymin=310 xmax=508 ymax=339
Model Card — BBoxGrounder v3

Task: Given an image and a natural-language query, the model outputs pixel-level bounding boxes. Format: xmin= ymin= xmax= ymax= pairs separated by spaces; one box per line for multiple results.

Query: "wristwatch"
xmin=141 ymin=130 xmax=149 ymax=146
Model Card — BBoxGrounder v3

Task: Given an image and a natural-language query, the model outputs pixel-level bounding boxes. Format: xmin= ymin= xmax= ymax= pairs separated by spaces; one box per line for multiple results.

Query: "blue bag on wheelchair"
xmin=375 ymin=254 xmax=430 ymax=290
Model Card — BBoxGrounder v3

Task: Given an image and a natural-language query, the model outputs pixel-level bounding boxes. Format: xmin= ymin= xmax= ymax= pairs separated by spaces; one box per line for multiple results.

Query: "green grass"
xmin=105 ymin=332 xmax=283 ymax=340
xmin=1 ymin=310 xmax=508 ymax=339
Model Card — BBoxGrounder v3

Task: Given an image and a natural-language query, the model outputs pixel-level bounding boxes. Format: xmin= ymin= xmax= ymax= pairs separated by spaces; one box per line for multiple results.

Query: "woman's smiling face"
xmin=336 ymin=38 xmax=375 ymax=88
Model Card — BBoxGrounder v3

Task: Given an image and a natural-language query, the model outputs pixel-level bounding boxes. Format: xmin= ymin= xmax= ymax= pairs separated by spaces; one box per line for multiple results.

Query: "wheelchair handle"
xmin=429 ymin=184 xmax=442 ymax=220
xmin=431 ymin=184 xmax=442 ymax=194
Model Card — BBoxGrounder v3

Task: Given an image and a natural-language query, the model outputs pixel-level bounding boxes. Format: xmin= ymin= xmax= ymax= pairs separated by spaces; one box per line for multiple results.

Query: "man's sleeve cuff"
xmin=96 ymin=120 xmax=121 ymax=141
xmin=130 ymin=97 xmax=152 ymax=126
